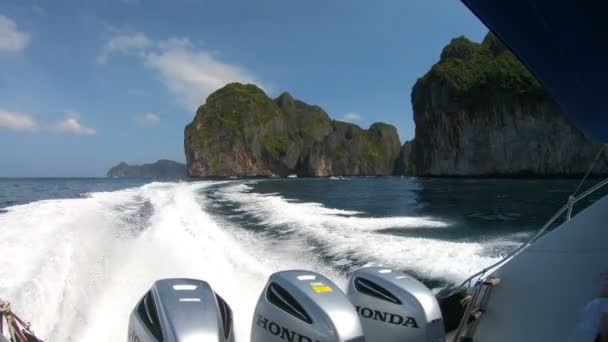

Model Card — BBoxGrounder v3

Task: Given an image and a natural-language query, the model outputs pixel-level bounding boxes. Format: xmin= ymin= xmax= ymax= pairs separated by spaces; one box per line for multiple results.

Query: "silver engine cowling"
xmin=128 ymin=278 xmax=234 ymax=342
xmin=251 ymin=270 xmax=365 ymax=342
xmin=346 ymin=267 xmax=445 ymax=342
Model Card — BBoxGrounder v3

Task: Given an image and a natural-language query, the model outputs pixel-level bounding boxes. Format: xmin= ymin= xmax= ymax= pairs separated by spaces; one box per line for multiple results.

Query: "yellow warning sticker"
xmin=310 ymin=282 xmax=333 ymax=293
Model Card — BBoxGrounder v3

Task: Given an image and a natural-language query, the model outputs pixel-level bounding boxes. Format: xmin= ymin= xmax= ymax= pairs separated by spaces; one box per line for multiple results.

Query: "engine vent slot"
xmin=215 ymin=293 xmax=233 ymax=339
xmin=354 ymin=277 xmax=402 ymax=305
xmin=137 ymin=291 xmax=163 ymax=341
xmin=266 ymin=282 xmax=313 ymax=324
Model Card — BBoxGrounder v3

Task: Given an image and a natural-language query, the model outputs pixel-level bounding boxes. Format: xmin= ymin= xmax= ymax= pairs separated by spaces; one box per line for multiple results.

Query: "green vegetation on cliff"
xmin=191 ymin=83 xmax=287 ymax=155
xmin=415 ymin=33 xmax=545 ymax=110
xmin=409 ymin=33 xmax=608 ymax=176
xmin=185 ymin=83 xmax=402 ymax=177
xmin=199 ymin=83 xmax=284 ymax=132
xmin=363 ymin=123 xmax=397 ymax=162
xmin=184 ymin=83 xmax=291 ymax=176
xmin=262 ymin=135 xmax=288 ymax=159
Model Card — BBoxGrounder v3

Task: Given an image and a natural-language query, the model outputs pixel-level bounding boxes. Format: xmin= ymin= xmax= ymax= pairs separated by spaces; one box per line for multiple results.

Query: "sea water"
xmin=0 ymin=177 xmax=604 ymax=341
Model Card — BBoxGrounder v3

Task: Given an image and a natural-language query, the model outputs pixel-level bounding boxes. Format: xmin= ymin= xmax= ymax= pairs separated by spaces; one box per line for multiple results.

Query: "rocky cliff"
xmin=302 ymin=122 xmax=401 ymax=176
xmin=395 ymin=141 xmax=413 ymax=175
xmin=410 ymin=33 xmax=608 ymax=176
xmin=107 ymin=160 xmax=186 ymax=178
xmin=184 ymin=83 xmax=401 ymax=177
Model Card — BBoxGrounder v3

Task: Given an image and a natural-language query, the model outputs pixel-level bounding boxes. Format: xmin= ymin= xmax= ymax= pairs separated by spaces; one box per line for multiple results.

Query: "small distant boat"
xmin=287 ymin=174 xmax=298 ymax=178
xmin=229 ymin=176 xmax=237 ymax=179
xmin=270 ymin=174 xmax=280 ymax=178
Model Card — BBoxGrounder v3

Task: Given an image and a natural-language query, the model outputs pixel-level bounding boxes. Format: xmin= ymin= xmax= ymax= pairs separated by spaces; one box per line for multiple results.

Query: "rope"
xmin=0 ymin=299 xmax=9 ymax=315
xmin=11 ymin=313 xmax=31 ymax=331
xmin=11 ymin=317 xmax=29 ymax=342
xmin=0 ymin=298 xmax=38 ymax=342
xmin=444 ymin=146 xmax=608 ymax=299
xmin=573 ymin=145 xmax=606 ymax=197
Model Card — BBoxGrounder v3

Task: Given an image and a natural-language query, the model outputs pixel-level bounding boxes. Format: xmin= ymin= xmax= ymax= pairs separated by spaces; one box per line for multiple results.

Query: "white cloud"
xmin=0 ymin=109 xmax=98 ymax=136
xmin=145 ymin=42 xmax=257 ymax=110
xmin=340 ymin=112 xmax=362 ymax=123
xmin=0 ymin=109 xmax=37 ymax=132
xmin=99 ymin=33 xmax=259 ymax=110
xmin=0 ymin=16 xmax=30 ymax=52
xmin=50 ymin=111 xmax=96 ymax=136
xmin=135 ymin=112 xmax=160 ymax=126
xmin=97 ymin=32 xmax=152 ymax=63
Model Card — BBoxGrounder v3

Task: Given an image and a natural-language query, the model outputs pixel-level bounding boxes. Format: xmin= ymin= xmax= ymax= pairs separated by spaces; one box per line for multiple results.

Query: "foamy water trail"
xmin=0 ymin=180 xmax=513 ymax=341
xmin=0 ymin=186 xmax=144 ymax=340
xmin=0 ymin=181 xmax=341 ymax=341
xmin=219 ymin=183 xmax=505 ymax=282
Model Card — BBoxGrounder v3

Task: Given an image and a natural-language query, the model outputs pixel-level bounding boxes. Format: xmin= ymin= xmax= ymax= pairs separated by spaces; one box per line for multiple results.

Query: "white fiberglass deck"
xmin=473 ymin=194 xmax=608 ymax=341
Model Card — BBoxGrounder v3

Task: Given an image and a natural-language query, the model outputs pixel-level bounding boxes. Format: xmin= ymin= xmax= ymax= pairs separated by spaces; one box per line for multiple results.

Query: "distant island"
xmin=183 ymin=32 xmax=607 ymax=178
xmin=107 ymin=160 xmax=186 ymax=178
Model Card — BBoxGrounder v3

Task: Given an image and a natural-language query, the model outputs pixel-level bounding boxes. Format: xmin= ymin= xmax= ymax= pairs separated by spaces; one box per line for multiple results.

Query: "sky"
xmin=0 ymin=0 xmax=487 ymax=177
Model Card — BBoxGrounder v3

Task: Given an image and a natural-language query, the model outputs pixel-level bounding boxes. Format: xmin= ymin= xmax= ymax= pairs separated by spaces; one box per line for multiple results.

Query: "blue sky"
xmin=0 ymin=0 xmax=486 ymax=177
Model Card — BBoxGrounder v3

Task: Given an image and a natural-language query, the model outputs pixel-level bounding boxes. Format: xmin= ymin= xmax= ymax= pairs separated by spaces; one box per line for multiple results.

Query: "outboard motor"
xmin=128 ymin=278 xmax=234 ymax=342
xmin=251 ymin=270 xmax=365 ymax=342
xmin=347 ymin=267 xmax=445 ymax=342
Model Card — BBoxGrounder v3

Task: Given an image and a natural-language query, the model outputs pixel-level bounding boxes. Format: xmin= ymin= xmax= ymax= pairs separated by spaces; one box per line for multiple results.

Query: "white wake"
xmin=218 ymin=183 xmax=504 ymax=282
xmin=0 ymin=181 xmax=339 ymax=341
xmin=0 ymin=180 xmax=507 ymax=341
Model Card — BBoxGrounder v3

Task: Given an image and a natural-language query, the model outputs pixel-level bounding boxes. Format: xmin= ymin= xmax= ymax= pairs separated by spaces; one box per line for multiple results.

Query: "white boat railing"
xmin=452 ymin=175 xmax=608 ymax=295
